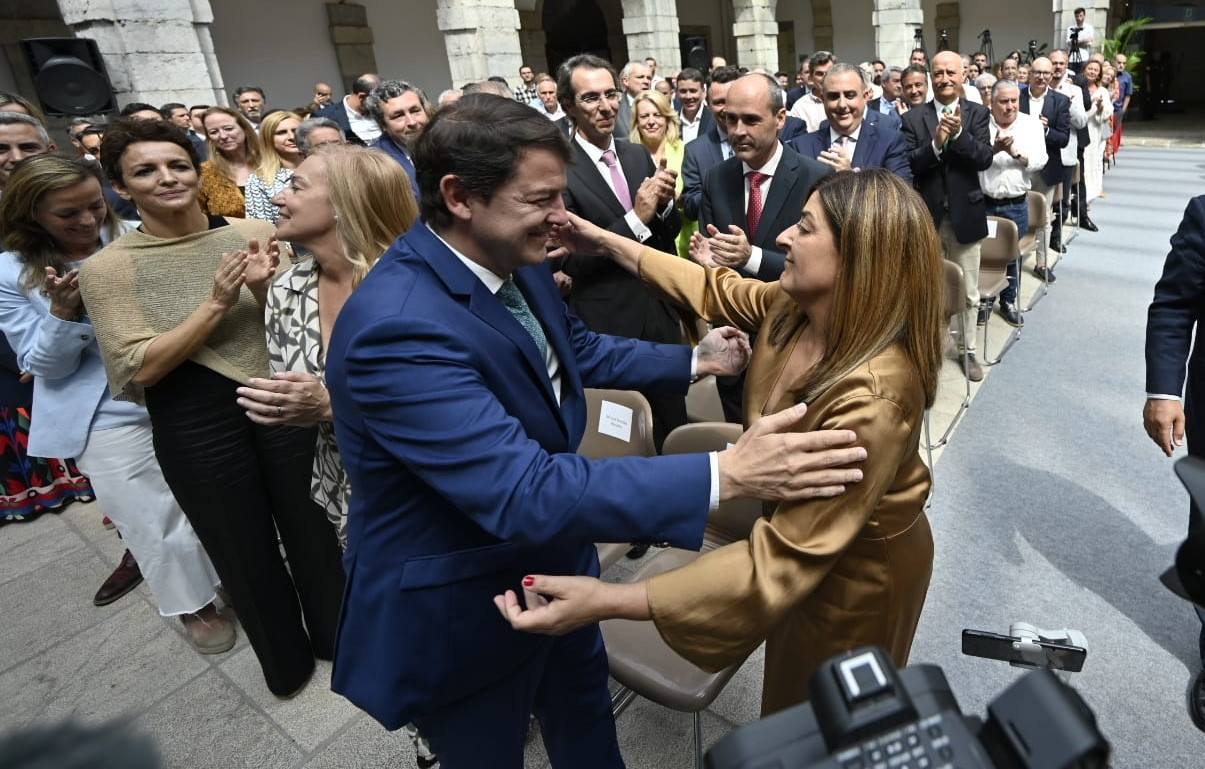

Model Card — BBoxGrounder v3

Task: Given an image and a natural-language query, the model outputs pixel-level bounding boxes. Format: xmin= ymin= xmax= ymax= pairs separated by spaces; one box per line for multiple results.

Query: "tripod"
xmin=978 ymin=29 xmax=994 ymax=67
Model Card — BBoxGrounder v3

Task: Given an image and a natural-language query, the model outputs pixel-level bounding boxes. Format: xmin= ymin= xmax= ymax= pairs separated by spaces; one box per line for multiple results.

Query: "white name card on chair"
xmin=986 ymin=219 xmax=999 ymax=238
xmin=599 ymin=401 xmax=634 ymax=442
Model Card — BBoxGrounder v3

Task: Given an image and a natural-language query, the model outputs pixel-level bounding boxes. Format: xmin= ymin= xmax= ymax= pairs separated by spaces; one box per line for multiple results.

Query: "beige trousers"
xmin=939 ymin=218 xmax=982 ymax=355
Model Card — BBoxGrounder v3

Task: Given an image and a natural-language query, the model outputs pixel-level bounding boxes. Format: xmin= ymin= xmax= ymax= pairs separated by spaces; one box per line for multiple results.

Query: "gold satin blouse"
xmin=637 ymin=247 xmax=935 ymax=716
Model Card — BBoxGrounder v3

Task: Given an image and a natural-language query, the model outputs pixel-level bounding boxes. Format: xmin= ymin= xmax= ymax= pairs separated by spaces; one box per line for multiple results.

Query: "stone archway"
xmin=542 ymin=0 xmax=614 ymax=71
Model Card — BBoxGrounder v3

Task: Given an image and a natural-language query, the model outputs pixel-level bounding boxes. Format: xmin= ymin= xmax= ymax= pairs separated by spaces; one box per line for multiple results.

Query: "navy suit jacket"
xmin=327 ymin=223 xmax=710 ymax=729
xmin=700 ymin=144 xmax=831 ymax=282
xmin=864 ymin=107 xmax=902 ymax=134
xmin=681 ymin=122 xmax=726 ymax=221
xmin=901 ymin=99 xmax=994 ymax=244
xmin=1147 ymin=196 xmax=1205 ymax=451
xmin=371 ymin=133 xmax=421 ymax=201
xmin=787 ymin=120 xmax=912 ymax=182
xmin=779 ymin=115 xmax=807 ymax=143
xmin=1019 ymin=88 xmax=1071 ymax=186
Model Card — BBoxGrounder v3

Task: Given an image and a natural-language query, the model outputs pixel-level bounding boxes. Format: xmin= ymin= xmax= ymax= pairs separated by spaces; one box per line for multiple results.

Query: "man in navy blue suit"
xmin=787 ymin=63 xmax=911 ymax=182
xmin=1145 ymin=195 xmax=1205 ymax=729
xmin=325 ymin=94 xmax=866 ymax=768
xmin=364 ymin=79 xmax=429 ymax=202
xmin=311 ymin=72 xmax=381 ymax=145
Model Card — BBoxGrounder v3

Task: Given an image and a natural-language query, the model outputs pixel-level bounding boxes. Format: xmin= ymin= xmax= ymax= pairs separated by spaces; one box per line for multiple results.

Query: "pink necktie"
xmin=601 ymin=150 xmax=632 ymax=211
xmin=746 ymin=171 xmax=768 ymax=241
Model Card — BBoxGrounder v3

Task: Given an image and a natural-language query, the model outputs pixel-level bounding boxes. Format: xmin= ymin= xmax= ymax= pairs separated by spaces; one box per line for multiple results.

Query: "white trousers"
xmin=76 ymin=421 xmax=219 ymax=616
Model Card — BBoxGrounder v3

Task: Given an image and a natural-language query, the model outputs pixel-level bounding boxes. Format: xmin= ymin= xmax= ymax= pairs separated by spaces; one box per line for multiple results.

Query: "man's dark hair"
xmin=99 ymin=118 xmax=200 ymax=187
xmin=118 ymin=102 xmax=159 ymax=118
xmin=556 ymin=53 xmax=619 ymax=113
xmin=1074 ymin=6 xmax=1086 ymax=13
xmin=872 ymin=59 xmax=886 ymax=68
xmin=911 ymin=47 xmax=928 ymax=59
xmin=676 ymin=67 xmax=705 ymax=85
xmin=708 ymin=65 xmax=744 ymax=85
xmin=232 ymin=85 xmax=265 ymax=100
xmin=487 ymin=75 xmax=509 ymax=85
xmin=901 ymin=64 xmax=929 ymax=83
xmin=352 ymin=74 xmax=379 ymax=95
xmin=808 ymin=51 xmax=836 ymax=71
xmin=774 ymin=70 xmax=788 ymax=79
xmin=159 ymin=102 xmax=186 ymax=118
xmin=415 ymin=93 xmax=571 ymax=228
xmin=189 ymin=104 xmax=209 ymax=113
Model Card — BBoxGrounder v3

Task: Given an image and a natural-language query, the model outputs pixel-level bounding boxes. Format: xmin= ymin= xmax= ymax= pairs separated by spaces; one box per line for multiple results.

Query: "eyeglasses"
xmin=576 ymin=90 xmax=621 ymax=107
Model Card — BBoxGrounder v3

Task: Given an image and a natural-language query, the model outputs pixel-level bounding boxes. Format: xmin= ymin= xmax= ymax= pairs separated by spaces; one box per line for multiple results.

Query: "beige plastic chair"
xmin=686 ymin=374 xmax=726 ymax=423
xmin=579 ymin=389 xmax=656 ymax=571
xmin=924 ymin=261 xmax=971 ymax=458
xmin=601 ymin=421 xmax=755 ymax=769
xmin=1022 ymin=190 xmax=1053 ymax=312
xmin=979 ymin=216 xmax=1022 ymax=365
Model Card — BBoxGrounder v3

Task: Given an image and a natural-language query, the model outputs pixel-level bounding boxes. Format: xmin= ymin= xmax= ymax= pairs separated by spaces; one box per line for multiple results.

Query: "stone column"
xmin=619 ymin=0 xmax=681 ymax=72
xmin=56 ymin=0 xmax=224 ymax=108
xmin=326 ymin=2 xmax=378 ymax=95
xmin=731 ymin=0 xmax=779 ymax=72
xmin=812 ymin=0 xmax=835 ymax=53
xmin=435 ymin=0 xmax=524 ymax=88
xmin=873 ymin=0 xmax=924 ymax=68
xmin=1052 ymin=0 xmax=1108 ymax=58
xmin=515 ymin=0 xmax=548 ymax=75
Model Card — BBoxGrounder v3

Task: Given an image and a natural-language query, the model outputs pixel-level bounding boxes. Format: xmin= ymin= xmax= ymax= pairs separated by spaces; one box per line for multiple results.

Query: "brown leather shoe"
xmin=93 ymin=549 xmax=143 ymax=606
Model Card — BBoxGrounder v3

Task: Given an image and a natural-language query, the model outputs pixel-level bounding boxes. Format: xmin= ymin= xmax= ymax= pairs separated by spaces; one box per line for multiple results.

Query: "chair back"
xmin=1026 ymin=190 xmax=1048 ymax=230
xmin=979 ymin=216 xmax=1019 ymax=298
xmin=579 ymin=389 xmax=656 ymax=459
xmin=663 ymin=422 xmax=763 ymax=546
xmin=942 ymin=261 xmax=964 ymax=321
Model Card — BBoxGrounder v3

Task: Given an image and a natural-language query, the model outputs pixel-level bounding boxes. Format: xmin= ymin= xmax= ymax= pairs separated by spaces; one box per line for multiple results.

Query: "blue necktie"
xmin=497 ymin=279 xmax=548 ymax=360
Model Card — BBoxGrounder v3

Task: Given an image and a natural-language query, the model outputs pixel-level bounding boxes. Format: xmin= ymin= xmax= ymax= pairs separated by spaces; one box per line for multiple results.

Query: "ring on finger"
xmin=276 ymin=406 xmax=283 ymax=417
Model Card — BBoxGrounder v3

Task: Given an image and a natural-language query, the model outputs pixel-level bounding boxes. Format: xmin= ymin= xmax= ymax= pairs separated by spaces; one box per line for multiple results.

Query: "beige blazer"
xmin=638 ymin=247 xmax=934 ymax=716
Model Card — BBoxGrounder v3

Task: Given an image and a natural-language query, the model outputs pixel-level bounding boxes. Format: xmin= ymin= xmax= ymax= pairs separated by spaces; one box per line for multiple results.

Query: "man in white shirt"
xmin=676 ymin=68 xmax=709 ymax=144
xmin=788 ymin=51 xmax=835 ymax=132
xmin=615 ymin=60 xmax=652 ymax=140
xmin=1067 ymin=7 xmax=1096 ymax=67
xmin=534 ymin=75 xmax=566 ymax=124
xmin=979 ymin=80 xmax=1048 ymax=325
xmin=1050 ymin=49 xmax=1090 ymax=238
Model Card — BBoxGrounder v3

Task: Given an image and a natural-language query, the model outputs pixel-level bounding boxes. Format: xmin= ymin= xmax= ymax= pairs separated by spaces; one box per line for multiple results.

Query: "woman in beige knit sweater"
xmin=77 ymin=118 xmax=345 ymax=699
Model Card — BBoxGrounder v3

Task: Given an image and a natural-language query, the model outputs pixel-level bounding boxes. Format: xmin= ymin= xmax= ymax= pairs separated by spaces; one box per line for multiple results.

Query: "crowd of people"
xmin=0 ymin=18 xmax=1136 ymax=767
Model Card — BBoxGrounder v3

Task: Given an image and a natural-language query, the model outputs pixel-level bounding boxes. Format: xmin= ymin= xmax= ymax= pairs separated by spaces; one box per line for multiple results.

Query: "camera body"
xmin=705 ymin=646 xmax=1109 ymax=769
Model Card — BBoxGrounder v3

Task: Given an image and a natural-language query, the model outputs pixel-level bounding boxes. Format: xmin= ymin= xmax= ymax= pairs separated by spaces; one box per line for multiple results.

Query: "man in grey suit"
xmin=615 ymin=60 xmax=652 ymax=141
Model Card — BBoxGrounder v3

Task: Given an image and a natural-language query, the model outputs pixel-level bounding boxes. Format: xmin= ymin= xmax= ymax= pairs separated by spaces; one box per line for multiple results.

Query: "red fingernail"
xmin=522 ymin=576 xmax=535 ymax=587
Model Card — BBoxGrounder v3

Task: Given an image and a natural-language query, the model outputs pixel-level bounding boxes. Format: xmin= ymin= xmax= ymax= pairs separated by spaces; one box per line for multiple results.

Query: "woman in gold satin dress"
xmin=495 ymin=169 xmax=943 ymax=716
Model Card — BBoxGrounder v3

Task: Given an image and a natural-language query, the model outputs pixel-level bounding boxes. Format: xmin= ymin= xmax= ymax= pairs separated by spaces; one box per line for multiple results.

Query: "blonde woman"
xmin=236 ymin=145 xmax=418 ymax=545
xmin=498 ymin=170 xmax=941 ymax=716
xmin=199 ymin=106 xmax=262 ymax=217
xmin=630 ymin=91 xmax=695 ymax=260
xmin=245 ymin=111 xmax=303 ymax=223
xmin=1082 ymin=59 xmax=1113 ymax=204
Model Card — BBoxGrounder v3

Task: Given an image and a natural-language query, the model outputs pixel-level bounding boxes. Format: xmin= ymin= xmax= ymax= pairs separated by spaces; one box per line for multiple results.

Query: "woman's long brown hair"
xmin=771 ymin=169 xmax=944 ymax=407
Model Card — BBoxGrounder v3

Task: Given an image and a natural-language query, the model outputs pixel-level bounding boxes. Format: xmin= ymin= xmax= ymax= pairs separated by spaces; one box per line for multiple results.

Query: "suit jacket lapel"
xmin=851 ymin=122 xmax=876 ymax=168
xmin=569 ymin=142 xmax=626 ymax=219
xmin=616 ymin=143 xmax=644 ymax=203
xmin=758 ymin=147 xmax=800 ymax=241
xmin=923 ymin=101 xmax=940 ymax=142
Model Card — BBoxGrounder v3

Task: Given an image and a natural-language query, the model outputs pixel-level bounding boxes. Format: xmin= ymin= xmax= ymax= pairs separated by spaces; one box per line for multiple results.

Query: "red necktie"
xmin=746 ymin=171 xmax=768 ymax=241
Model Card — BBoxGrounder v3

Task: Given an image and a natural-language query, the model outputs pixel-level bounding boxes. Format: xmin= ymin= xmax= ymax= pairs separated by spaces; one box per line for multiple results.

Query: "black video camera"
xmin=704 ymin=646 xmax=1109 ymax=769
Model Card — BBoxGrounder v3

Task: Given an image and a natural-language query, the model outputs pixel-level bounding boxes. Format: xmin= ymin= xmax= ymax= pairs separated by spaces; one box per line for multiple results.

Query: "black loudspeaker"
xmin=682 ymin=36 xmax=709 ymax=71
xmin=20 ymin=37 xmax=117 ymax=116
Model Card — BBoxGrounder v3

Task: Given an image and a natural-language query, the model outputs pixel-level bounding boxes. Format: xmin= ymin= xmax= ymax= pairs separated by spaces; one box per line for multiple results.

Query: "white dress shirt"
xmin=1067 ymin=22 xmax=1096 ymax=55
xmin=343 ymin=95 xmax=381 ymax=144
xmin=979 ymin=112 xmax=1048 ymax=198
xmin=962 ymin=83 xmax=983 ymax=104
xmin=788 ymin=92 xmax=827 ymax=133
xmin=573 ymin=132 xmax=656 ymax=243
xmin=541 ymin=104 xmax=566 ymax=121
xmin=740 ymin=141 xmax=784 ymax=277
xmin=1054 ymin=79 xmax=1088 ymax=164
xmin=828 ymin=124 xmax=863 ymax=159
xmin=680 ymin=109 xmax=704 ymax=144
xmin=429 ymin=224 xmax=721 ymax=508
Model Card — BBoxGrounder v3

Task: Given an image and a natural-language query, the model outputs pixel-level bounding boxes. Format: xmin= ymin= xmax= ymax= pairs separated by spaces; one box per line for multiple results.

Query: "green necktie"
xmin=497 ymin=279 xmax=549 ymax=360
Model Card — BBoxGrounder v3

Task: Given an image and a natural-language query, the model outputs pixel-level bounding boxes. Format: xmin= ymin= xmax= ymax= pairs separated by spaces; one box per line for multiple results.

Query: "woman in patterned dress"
xmin=236 ymin=144 xmax=417 ymax=545
xmin=245 ymin=111 xmax=303 ymax=224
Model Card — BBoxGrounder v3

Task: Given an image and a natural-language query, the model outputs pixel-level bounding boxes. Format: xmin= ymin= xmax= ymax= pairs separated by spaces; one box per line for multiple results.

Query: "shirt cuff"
xmin=624 ymin=210 xmax=653 ymax=243
xmin=1147 ymin=393 xmax=1181 ymax=401
xmin=743 ymin=246 xmax=764 ymax=276
xmin=690 ymin=346 xmax=700 ymax=379
xmin=932 ymin=140 xmax=943 ymax=159
xmin=658 ymin=198 xmax=675 ymax=219
xmin=707 ymin=451 xmax=721 ymax=514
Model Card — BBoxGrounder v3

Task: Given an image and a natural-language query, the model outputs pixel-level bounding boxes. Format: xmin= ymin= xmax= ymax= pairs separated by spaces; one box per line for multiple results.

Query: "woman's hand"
xmin=696 ymin=326 xmax=752 ymax=378
xmin=243 ymin=238 xmax=281 ymax=301
xmin=493 ymin=574 xmax=650 ymax=635
xmin=236 ymin=370 xmax=332 ymax=426
xmin=43 ymin=267 xmax=82 ymax=320
xmin=548 ymin=212 xmax=611 ymax=259
xmin=211 ymin=249 xmax=248 ymax=311
xmin=689 ymin=231 xmax=717 ymax=267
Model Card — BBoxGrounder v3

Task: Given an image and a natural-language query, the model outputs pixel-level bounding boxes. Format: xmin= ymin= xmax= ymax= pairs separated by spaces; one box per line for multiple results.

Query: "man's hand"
xmin=705 ymin=223 xmax=753 ymax=270
xmin=818 ymin=146 xmax=853 ymax=172
xmin=1144 ymin=397 xmax=1186 ymax=457
xmin=936 ymin=106 xmax=962 ymax=147
xmin=696 ymin=326 xmax=752 ymax=378
xmin=895 ymin=99 xmax=909 ymax=115
xmin=689 ymin=231 xmax=717 ymax=267
xmin=1039 ymin=115 xmax=1049 ymax=128
xmin=552 ymin=270 xmax=573 ymax=297
xmin=993 ymin=133 xmax=1014 ymax=155
xmin=718 ymin=403 xmax=866 ymax=502
xmin=632 ymin=161 xmax=677 ymax=224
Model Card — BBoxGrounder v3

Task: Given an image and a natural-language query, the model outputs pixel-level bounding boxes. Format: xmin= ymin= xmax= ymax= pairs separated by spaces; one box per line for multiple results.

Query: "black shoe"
xmin=998 ymin=300 xmax=1023 ymax=327
xmin=625 ymin=544 xmax=650 ymax=559
xmin=1190 ymin=670 xmax=1205 ymax=732
xmin=976 ymin=301 xmax=992 ymax=326
xmin=93 ymin=549 xmax=143 ymax=606
xmin=1048 ymin=234 xmax=1063 ymax=253
xmin=1033 ymin=265 xmax=1058 ymax=284
xmin=1080 ymin=215 xmax=1099 ymax=232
